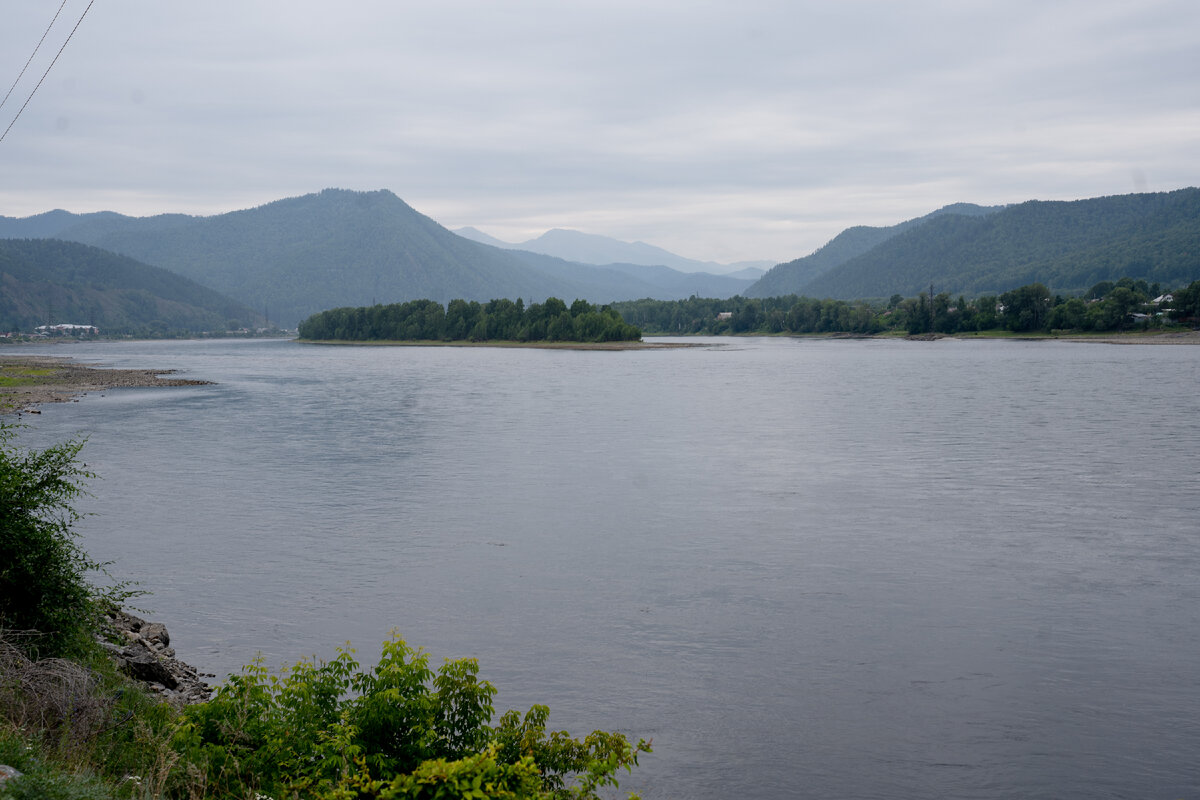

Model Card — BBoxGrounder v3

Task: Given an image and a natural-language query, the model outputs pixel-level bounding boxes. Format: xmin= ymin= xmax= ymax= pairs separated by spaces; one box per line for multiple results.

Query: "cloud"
xmin=1 ymin=0 xmax=1198 ymax=263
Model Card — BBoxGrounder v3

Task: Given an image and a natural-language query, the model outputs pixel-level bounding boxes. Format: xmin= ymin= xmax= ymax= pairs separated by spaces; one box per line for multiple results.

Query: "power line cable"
xmin=0 ymin=0 xmax=95 ymax=144
xmin=0 ymin=0 xmax=71 ymax=114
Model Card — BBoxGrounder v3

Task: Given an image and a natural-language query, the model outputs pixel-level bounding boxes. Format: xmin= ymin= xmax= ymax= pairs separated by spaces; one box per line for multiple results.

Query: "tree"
xmin=0 ymin=422 xmax=100 ymax=657
xmin=1172 ymin=280 xmax=1200 ymax=322
xmin=999 ymin=283 xmax=1051 ymax=331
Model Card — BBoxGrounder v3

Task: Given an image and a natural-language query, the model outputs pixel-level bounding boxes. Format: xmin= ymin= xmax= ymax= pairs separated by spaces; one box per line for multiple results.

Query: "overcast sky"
xmin=2 ymin=1 xmax=1198 ymax=264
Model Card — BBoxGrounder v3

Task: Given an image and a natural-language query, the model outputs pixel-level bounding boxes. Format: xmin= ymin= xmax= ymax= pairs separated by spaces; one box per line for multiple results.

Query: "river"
xmin=15 ymin=336 xmax=1200 ymax=799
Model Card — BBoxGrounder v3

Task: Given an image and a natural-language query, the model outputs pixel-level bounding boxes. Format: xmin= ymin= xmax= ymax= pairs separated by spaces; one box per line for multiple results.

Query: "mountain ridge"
xmin=0 ymin=238 xmax=261 ymax=334
xmin=1 ymin=190 xmax=754 ymax=326
xmin=455 ymin=225 xmax=771 ymax=276
xmin=783 ymin=189 xmax=1200 ymax=299
xmin=746 ymin=202 xmax=1003 ymax=297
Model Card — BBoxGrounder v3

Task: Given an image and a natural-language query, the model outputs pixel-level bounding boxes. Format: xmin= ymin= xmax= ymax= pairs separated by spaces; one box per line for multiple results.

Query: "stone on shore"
xmin=102 ymin=608 xmax=212 ymax=706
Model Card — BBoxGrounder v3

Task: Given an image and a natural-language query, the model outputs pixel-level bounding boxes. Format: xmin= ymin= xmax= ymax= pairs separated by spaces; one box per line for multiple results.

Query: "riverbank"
xmin=299 ymin=338 xmax=708 ymax=349
xmin=0 ymin=355 xmax=212 ymax=413
xmin=101 ymin=608 xmax=214 ymax=707
xmin=948 ymin=329 xmax=1200 ymax=344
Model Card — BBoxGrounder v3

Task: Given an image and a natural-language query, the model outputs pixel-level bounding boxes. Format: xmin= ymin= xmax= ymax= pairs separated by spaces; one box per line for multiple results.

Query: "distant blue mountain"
xmin=455 ymin=226 xmax=771 ymax=276
xmin=1 ymin=190 xmax=756 ymax=326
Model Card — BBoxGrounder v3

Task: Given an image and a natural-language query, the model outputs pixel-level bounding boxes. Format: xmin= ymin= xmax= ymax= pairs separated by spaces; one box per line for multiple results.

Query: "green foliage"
xmin=1171 ymin=279 xmax=1200 ymax=321
xmin=298 ymin=298 xmax=641 ymax=343
xmin=173 ymin=634 xmax=648 ymax=800
xmin=614 ymin=275 xmax=1194 ymax=338
xmin=612 ymin=295 xmax=882 ymax=336
xmin=0 ymin=642 xmax=179 ymax=800
xmin=999 ymin=283 xmax=1052 ymax=332
xmin=0 ymin=766 xmax=113 ymax=800
xmin=0 ymin=422 xmax=647 ymax=799
xmin=491 ymin=705 xmax=648 ymax=799
xmin=0 ymin=239 xmax=257 ymax=335
xmin=327 ymin=748 xmax=546 ymax=800
xmin=769 ymin=188 xmax=1200 ymax=300
xmin=0 ymin=422 xmax=99 ymax=658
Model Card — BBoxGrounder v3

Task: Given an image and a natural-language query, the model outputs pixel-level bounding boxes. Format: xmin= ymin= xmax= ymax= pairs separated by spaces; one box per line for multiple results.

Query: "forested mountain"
xmin=6 ymin=189 xmax=1196 ymax=320
xmin=0 ymin=239 xmax=260 ymax=334
xmin=751 ymin=189 xmax=1200 ymax=300
xmin=746 ymin=203 xmax=1001 ymax=297
xmin=0 ymin=190 xmax=756 ymax=326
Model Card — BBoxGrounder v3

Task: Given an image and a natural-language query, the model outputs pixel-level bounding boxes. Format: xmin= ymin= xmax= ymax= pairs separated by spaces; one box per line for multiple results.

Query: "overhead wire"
xmin=0 ymin=0 xmax=70 ymax=114
xmin=0 ymin=0 xmax=95 ymax=144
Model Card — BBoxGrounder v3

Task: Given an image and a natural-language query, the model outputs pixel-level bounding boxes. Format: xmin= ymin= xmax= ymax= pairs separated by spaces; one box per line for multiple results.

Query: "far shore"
xmin=303 ymin=329 xmax=1200 ymax=347
xmin=944 ymin=329 xmax=1200 ymax=345
xmin=297 ymin=338 xmax=711 ymax=350
xmin=3 ymin=328 xmax=1196 ymax=412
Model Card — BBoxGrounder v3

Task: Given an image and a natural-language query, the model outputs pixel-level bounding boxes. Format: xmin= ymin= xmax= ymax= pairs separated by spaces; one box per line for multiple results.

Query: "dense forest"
xmin=748 ymin=188 xmax=1200 ymax=300
xmin=613 ymin=277 xmax=1200 ymax=336
xmin=1 ymin=190 xmax=737 ymax=327
xmin=298 ymin=297 xmax=642 ymax=342
xmin=0 ymin=238 xmax=260 ymax=335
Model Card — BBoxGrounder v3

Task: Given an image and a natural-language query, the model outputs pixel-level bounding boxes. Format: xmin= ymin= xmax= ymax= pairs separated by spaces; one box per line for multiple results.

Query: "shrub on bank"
xmin=0 ymin=425 xmax=649 ymax=799
xmin=173 ymin=635 xmax=649 ymax=799
xmin=0 ymin=421 xmax=99 ymax=659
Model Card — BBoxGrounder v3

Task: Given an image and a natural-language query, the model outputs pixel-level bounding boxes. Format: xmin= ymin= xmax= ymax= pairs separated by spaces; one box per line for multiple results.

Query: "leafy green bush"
xmin=173 ymin=634 xmax=649 ymax=800
xmin=0 ymin=422 xmax=99 ymax=659
xmin=0 ymin=767 xmax=113 ymax=800
xmin=1 ymin=422 xmax=649 ymax=799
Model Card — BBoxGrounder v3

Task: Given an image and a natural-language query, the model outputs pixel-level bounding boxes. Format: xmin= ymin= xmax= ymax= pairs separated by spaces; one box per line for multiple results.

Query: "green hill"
xmin=757 ymin=189 xmax=1200 ymax=299
xmin=0 ymin=239 xmax=261 ymax=335
xmin=2 ymin=190 xmax=686 ymax=327
xmin=746 ymin=203 xmax=1001 ymax=297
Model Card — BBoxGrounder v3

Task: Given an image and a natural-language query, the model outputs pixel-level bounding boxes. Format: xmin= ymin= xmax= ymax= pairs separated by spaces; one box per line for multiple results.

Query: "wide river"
xmin=14 ymin=336 xmax=1200 ymax=799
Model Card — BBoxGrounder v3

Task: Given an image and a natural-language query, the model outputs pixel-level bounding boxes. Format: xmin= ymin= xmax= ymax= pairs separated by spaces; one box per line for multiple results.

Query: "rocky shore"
xmin=0 ymin=355 xmax=212 ymax=413
xmin=99 ymin=608 xmax=214 ymax=707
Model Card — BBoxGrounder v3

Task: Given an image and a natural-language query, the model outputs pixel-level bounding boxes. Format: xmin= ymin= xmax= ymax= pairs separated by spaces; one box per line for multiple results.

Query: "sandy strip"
xmin=1 ymin=355 xmax=212 ymax=413
xmin=947 ymin=330 xmax=1200 ymax=345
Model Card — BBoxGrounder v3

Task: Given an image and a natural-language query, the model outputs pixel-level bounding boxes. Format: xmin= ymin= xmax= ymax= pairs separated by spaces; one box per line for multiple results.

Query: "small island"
xmin=297 ymin=297 xmax=644 ymax=345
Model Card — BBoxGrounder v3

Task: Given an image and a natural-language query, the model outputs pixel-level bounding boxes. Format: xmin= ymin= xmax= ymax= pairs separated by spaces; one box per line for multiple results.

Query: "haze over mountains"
xmin=454 ymin=226 xmax=771 ymax=279
xmin=0 ymin=190 xmax=758 ymax=327
xmin=1 ymin=187 xmax=1197 ymax=332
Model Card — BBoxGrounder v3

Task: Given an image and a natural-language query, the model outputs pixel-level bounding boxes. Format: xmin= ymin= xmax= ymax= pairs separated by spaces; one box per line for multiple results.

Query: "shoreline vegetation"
xmin=297 ymin=297 xmax=643 ymax=344
xmin=5 ymin=327 xmax=1200 ymax=411
xmin=1 ymin=417 xmax=650 ymax=799
xmin=299 ymin=338 xmax=706 ymax=349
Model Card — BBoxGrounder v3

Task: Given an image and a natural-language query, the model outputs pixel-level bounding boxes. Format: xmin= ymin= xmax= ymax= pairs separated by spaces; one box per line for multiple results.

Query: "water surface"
xmin=18 ymin=336 xmax=1200 ymax=799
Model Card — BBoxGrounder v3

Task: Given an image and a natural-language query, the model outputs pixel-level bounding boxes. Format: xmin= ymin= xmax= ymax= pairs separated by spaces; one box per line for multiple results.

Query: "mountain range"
xmin=0 ymin=190 xmax=757 ymax=327
xmin=454 ymin=226 xmax=771 ymax=279
xmin=749 ymin=189 xmax=1200 ymax=299
xmin=1 ymin=187 xmax=1197 ymax=332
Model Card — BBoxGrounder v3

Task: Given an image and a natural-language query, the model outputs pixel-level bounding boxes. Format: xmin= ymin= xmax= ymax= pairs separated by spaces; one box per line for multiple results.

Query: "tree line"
xmin=610 ymin=277 xmax=1200 ymax=336
xmin=298 ymin=297 xmax=642 ymax=343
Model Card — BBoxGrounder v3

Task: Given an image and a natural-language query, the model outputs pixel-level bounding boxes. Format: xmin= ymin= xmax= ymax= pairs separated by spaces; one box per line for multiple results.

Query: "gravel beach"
xmin=0 ymin=354 xmax=212 ymax=413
